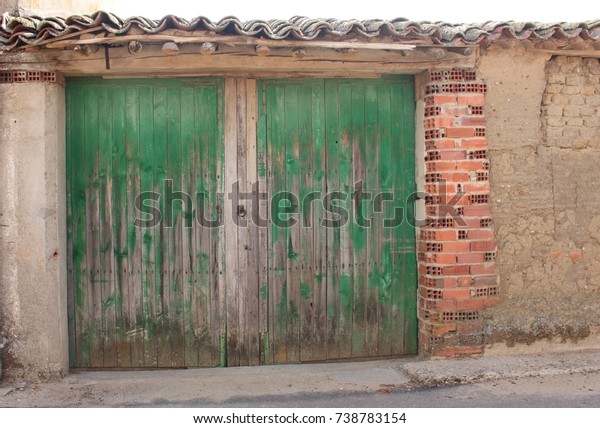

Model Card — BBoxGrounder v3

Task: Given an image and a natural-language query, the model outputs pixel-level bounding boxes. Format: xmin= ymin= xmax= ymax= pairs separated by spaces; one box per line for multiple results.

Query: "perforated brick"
xmin=0 ymin=70 xmax=62 ymax=84
xmin=475 ymin=127 xmax=486 ymax=137
xmin=425 ymin=129 xmax=446 ymax=140
xmin=441 ymin=310 xmax=480 ymax=322
xmin=425 ymin=195 xmax=442 ymax=205
xmin=449 ymin=69 xmax=464 ymax=81
xmin=12 ymin=71 xmax=27 ymax=82
xmin=425 ymin=173 xmax=443 ymax=183
xmin=425 ymin=151 xmax=441 ymax=161
xmin=485 ymin=252 xmax=496 ymax=262
xmin=429 ymin=336 xmax=443 ymax=345
xmin=468 ymin=194 xmax=489 ymax=204
xmin=442 ymin=83 xmax=466 ymax=93
xmin=458 ymin=230 xmax=468 ymax=240
xmin=426 ymin=84 xmax=441 ymax=95
xmin=0 ymin=71 xmax=13 ymax=83
xmin=423 ymin=277 xmax=439 ymax=288
xmin=426 ymin=242 xmax=443 ymax=252
xmin=426 ymin=266 xmax=443 ymax=276
xmin=426 ymin=218 xmax=455 ymax=228
xmin=480 ymin=218 xmax=492 ymax=228
xmin=425 ymin=106 xmax=442 ymax=117
xmin=429 ymin=71 xmax=445 ymax=82
xmin=466 ymin=83 xmax=487 ymax=93
xmin=467 ymin=149 xmax=488 ymax=159
xmin=476 ymin=171 xmax=489 ymax=181
xmin=28 ymin=71 xmax=41 ymax=82
xmin=426 ymin=288 xmax=443 ymax=299
xmin=474 ymin=286 xmax=499 ymax=298
xmin=463 ymin=70 xmax=477 ymax=81
xmin=469 ymin=105 xmax=484 ymax=115
xmin=41 ymin=71 xmax=58 ymax=82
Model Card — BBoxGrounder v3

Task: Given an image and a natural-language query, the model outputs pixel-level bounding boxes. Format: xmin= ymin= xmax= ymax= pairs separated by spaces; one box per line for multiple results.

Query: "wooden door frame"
xmin=223 ymin=78 xmax=265 ymax=365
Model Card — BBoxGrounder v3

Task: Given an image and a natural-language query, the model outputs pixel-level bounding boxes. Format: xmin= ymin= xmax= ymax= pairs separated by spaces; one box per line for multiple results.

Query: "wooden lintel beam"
xmin=538 ymin=49 xmax=600 ymax=58
xmin=44 ymin=34 xmax=418 ymax=51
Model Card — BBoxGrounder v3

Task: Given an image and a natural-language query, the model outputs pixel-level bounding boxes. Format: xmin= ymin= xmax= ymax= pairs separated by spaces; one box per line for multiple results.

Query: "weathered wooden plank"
xmin=180 ymin=85 xmax=198 ymax=368
xmin=324 ymin=81 xmax=341 ymax=361
xmin=282 ymin=83 xmax=301 ymax=363
xmin=138 ymin=85 xmax=158 ymax=367
xmin=375 ymin=83 xmax=393 ymax=357
xmin=245 ymin=79 xmax=261 ymax=366
xmin=69 ymin=85 xmax=89 ymax=367
xmin=83 ymin=84 xmax=103 ymax=368
xmin=109 ymin=86 xmax=131 ymax=367
xmin=96 ymin=85 xmax=118 ymax=367
xmin=388 ymin=81 xmax=405 ymax=356
xmin=224 ymin=77 xmax=240 ymax=366
xmin=150 ymin=85 xmax=170 ymax=367
xmin=123 ymin=86 xmax=145 ymax=367
xmin=206 ymin=81 xmax=226 ymax=368
xmin=166 ymin=85 xmax=186 ymax=367
xmin=256 ymin=81 xmax=270 ymax=365
xmin=310 ymin=83 xmax=328 ymax=361
xmin=296 ymin=83 xmax=316 ymax=362
xmin=268 ymin=82 xmax=289 ymax=364
xmin=192 ymin=86 xmax=206 ymax=366
xmin=196 ymin=82 xmax=220 ymax=365
xmin=236 ymin=78 xmax=250 ymax=366
xmin=401 ymin=80 xmax=418 ymax=354
xmin=363 ymin=83 xmax=380 ymax=357
xmin=350 ymin=82 xmax=368 ymax=358
xmin=192 ymin=87 xmax=205 ymax=367
xmin=336 ymin=82 xmax=354 ymax=360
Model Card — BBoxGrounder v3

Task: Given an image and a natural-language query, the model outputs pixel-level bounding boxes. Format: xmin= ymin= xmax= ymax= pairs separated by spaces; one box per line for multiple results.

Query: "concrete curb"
xmin=398 ymin=349 xmax=600 ymax=387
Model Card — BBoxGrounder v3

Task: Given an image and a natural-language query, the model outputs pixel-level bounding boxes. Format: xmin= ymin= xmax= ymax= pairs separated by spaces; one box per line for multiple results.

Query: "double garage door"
xmin=66 ymin=77 xmax=417 ymax=368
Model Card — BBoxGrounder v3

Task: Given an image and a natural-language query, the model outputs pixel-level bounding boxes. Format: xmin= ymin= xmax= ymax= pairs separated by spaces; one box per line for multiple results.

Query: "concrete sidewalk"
xmin=1 ymin=348 xmax=600 ymax=407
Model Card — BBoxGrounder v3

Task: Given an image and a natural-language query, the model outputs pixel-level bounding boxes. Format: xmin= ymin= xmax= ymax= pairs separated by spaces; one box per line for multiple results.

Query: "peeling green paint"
xmin=259 ymin=284 xmax=268 ymax=300
xmin=197 ymin=252 xmax=209 ymax=273
xmin=340 ymin=274 xmax=352 ymax=310
xmin=300 ymin=282 xmax=311 ymax=300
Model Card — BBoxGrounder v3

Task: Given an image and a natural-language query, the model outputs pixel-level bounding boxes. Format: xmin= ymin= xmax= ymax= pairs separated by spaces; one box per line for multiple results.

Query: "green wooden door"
xmin=66 ymin=78 xmax=225 ymax=368
xmin=257 ymin=77 xmax=417 ymax=363
xmin=67 ymin=76 xmax=416 ymax=368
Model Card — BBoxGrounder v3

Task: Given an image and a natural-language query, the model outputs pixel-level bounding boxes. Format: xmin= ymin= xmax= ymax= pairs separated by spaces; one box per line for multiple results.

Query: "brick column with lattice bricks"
xmin=418 ymin=68 xmax=499 ymax=357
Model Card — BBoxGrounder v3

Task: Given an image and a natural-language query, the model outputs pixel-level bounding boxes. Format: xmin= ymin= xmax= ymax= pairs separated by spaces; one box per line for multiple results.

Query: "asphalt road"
xmin=132 ymin=372 xmax=600 ymax=408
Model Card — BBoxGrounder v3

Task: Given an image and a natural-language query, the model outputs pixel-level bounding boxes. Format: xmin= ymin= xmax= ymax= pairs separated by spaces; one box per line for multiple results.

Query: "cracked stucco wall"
xmin=0 ymin=83 xmax=68 ymax=381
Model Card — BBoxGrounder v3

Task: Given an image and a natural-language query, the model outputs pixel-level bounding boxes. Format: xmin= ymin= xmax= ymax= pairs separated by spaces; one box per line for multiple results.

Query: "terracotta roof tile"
xmin=1 ymin=11 xmax=599 ymax=50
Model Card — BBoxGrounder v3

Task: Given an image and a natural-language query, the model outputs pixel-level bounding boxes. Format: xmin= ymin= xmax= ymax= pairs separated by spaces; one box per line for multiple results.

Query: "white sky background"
xmin=115 ymin=0 xmax=599 ymax=23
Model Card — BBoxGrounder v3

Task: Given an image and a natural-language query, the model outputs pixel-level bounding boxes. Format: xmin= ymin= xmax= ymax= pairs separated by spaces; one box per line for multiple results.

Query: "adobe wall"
xmin=479 ymin=47 xmax=600 ymax=354
xmin=0 ymin=0 xmax=116 ymax=16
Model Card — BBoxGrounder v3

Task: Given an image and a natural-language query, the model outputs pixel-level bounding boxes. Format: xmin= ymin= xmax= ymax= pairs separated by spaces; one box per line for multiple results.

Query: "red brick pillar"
xmin=418 ymin=68 xmax=499 ymax=357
